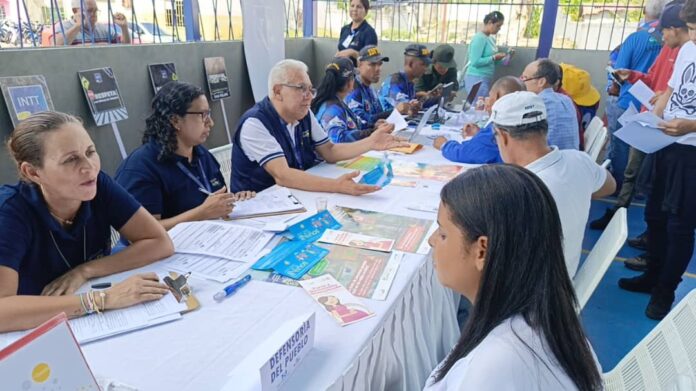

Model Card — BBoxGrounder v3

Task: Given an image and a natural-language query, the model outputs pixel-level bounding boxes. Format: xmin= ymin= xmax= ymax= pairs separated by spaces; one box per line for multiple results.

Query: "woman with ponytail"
xmin=312 ymin=57 xmax=394 ymax=143
xmin=115 ymin=82 xmax=254 ymax=230
xmin=424 ymin=164 xmax=602 ymax=391
xmin=465 ymin=11 xmax=511 ymax=101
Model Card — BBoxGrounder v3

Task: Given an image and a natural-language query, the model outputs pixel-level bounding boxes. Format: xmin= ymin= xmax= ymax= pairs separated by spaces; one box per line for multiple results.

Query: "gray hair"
xmin=644 ymin=0 xmax=668 ymax=19
xmin=268 ymin=59 xmax=309 ymax=97
xmin=495 ymin=119 xmax=549 ymax=140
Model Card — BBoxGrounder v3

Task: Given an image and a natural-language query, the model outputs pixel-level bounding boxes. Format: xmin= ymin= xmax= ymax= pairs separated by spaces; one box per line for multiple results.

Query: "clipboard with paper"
xmin=228 ymin=186 xmax=306 ymax=220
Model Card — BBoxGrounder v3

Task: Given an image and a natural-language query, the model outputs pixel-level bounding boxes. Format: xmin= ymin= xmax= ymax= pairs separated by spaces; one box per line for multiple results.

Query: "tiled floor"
xmin=580 ymin=198 xmax=696 ymax=371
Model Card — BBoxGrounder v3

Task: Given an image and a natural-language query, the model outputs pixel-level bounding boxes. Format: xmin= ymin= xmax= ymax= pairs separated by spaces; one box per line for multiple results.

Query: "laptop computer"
xmin=399 ymin=104 xmax=438 ymax=144
xmin=461 ymin=81 xmax=482 ymax=111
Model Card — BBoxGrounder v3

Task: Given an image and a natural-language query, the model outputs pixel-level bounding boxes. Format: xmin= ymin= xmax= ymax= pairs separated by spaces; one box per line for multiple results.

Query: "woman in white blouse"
xmin=425 ymin=164 xmax=603 ymax=391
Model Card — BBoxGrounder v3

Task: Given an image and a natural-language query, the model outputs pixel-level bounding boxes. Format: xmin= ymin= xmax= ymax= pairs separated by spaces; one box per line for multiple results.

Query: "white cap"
xmin=490 ymin=91 xmax=547 ymax=128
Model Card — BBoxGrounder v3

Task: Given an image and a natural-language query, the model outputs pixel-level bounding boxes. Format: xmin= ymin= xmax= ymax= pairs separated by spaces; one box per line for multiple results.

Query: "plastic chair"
xmin=588 ymin=126 xmax=608 ymax=164
xmin=584 ymin=116 xmax=604 ymax=152
xmin=603 ymin=289 xmax=696 ymax=390
xmin=209 ymin=144 xmax=233 ymax=189
xmin=573 ymin=207 xmax=627 ymax=311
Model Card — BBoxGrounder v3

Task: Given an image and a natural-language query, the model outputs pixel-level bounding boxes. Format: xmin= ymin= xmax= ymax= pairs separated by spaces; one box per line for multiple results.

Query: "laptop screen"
xmin=464 ymin=81 xmax=482 ymax=105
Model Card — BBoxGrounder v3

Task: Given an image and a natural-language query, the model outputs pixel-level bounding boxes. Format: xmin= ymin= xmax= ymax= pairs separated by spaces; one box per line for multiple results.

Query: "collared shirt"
xmin=440 ymin=123 xmax=502 ymax=164
xmin=346 ymin=76 xmax=384 ymax=130
xmin=526 ymin=147 xmax=607 ymax=277
xmin=0 ymin=172 xmax=140 ymax=295
xmin=379 ymin=71 xmax=415 ymax=112
xmin=238 ymin=111 xmax=329 ymax=166
xmin=316 ymin=99 xmax=372 ymax=143
xmin=337 ymin=20 xmax=377 ymax=52
xmin=115 ymin=141 xmax=226 ymax=219
xmin=415 ymin=65 xmax=459 ymax=93
xmin=424 ymin=315 xmax=601 ymax=390
xmin=539 ymin=88 xmax=580 ymax=150
xmin=50 ymin=19 xmax=122 ymax=45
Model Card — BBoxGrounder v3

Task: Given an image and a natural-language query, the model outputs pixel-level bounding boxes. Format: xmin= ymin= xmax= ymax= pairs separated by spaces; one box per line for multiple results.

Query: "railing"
xmin=314 ymin=0 xmax=646 ymax=50
xmin=0 ymin=0 xmax=645 ymax=50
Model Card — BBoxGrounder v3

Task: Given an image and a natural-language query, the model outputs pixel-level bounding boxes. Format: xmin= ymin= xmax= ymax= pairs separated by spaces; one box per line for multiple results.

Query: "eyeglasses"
xmin=281 ymin=83 xmax=317 ymax=98
xmin=186 ymin=110 xmax=212 ymax=122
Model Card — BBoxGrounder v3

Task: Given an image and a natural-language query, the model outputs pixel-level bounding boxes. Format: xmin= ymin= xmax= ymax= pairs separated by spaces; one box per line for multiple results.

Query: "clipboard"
xmin=163 ymin=272 xmax=200 ymax=313
xmin=228 ymin=187 xmax=307 ymax=220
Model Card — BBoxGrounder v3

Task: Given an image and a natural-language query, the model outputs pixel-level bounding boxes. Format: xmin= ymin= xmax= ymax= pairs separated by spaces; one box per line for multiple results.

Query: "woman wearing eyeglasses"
xmin=312 ymin=57 xmax=394 ymax=143
xmin=115 ymin=82 xmax=255 ymax=230
xmin=464 ymin=11 xmax=511 ymax=102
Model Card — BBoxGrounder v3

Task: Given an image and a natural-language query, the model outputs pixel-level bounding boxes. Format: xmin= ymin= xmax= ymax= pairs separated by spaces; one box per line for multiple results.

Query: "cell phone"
xmin=606 ymin=66 xmax=624 ymax=85
xmin=429 ymin=83 xmax=443 ymax=94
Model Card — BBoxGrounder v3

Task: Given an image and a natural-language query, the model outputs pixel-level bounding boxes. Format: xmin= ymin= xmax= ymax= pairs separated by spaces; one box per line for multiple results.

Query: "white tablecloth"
xmin=80 ymin=140 xmax=472 ymax=390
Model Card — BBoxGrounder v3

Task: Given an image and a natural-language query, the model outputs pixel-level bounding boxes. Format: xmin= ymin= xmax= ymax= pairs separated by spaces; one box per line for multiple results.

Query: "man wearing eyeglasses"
xmin=232 ymin=59 xmax=408 ymax=195
xmin=520 ymin=59 xmax=580 ymax=150
xmin=52 ymin=0 xmax=130 ymax=46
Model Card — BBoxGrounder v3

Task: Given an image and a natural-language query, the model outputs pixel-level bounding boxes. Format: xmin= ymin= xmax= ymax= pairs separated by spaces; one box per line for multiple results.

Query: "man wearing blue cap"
xmin=379 ymin=44 xmax=431 ymax=116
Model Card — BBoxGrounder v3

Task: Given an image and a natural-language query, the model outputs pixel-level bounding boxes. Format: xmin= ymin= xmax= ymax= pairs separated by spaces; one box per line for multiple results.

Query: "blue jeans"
xmin=464 ymin=75 xmax=491 ymax=101
xmin=605 ymin=97 xmax=629 ymax=187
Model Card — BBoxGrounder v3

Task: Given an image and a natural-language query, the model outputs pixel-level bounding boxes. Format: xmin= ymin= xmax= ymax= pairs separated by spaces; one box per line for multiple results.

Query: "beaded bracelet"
xmin=79 ymin=293 xmax=89 ymax=315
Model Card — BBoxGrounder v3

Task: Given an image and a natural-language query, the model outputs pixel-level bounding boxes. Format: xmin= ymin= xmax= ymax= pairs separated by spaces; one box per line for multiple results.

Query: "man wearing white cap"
xmin=491 ymin=91 xmax=616 ymax=277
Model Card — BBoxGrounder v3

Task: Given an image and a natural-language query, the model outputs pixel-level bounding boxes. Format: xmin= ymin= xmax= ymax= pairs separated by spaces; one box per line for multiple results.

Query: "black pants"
xmin=645 ymin=144 xmax=696 ymax=292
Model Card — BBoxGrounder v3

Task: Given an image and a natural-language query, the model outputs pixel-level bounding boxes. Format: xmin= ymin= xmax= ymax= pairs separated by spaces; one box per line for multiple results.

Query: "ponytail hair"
xmin=311 ymin=58 xmax=355 ymax=113
xmin=484 ymin=11 xmax=504 ymax=24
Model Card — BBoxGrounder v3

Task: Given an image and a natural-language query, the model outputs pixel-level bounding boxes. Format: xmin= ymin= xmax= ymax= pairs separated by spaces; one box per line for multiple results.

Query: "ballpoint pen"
xmin=213 ymin=274 xmax=252 ymax=302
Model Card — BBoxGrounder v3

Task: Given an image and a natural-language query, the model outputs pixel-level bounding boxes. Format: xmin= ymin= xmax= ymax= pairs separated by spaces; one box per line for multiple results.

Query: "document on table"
xmin=68 ymin=294 xmax=185 ymax=344
xmin=160 ymin=253 xmax=250 ymax=283
xmin=628 ymin=80 xmax=656 ymax=111
xmin=228 ymin=186 xmax=305 ymax=220
xmin=385 ymin=109 xmax=409 ymax=131
xmin=168 ymin=221 xmax=274 ymax=262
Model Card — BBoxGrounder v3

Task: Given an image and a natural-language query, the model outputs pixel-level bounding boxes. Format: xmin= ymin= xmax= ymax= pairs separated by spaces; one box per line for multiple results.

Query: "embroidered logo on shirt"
xmin=210 ymin=178 xmax=222 ymax=188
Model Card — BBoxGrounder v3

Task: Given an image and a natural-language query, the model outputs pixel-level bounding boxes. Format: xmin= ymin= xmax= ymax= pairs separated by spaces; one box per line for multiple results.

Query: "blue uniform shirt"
xmin=316 ymin=99 xmax=372 ymax=143
xmin=379 ymin=72 xmax=416 ymax=112
xmin=0 ymin=172 xmax=140 ymax=295
xmin=115 ymin=140 xmax=226 ymax=219
xmin=338 ymin=21 xmax=378 ymax=52
xmin=440 ymin=123 xmax=502 ymax=164
xmin=346 ymin=76 xmax=385 ymax=130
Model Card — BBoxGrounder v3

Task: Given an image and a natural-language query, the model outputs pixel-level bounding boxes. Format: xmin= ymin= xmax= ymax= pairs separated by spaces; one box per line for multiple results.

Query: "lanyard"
xmin=293 ymin=124 xmax=305 ymax=169
xmin=176 ymin=160 xmax=212 ymax=193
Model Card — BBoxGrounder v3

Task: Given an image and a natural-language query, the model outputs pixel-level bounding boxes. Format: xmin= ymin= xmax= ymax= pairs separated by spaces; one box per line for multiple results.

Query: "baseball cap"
xmin=659 ymin=3 xmax=687 ymax=29
xmin=358 ymin=45 xmax=390 ymax=63
xmin=560 ymin=63 xmax=600 ymax=107
xmin=432 ymin=44 xmax=456 ymax=69
xmin=490 ymin=91 xmax=547 ymax=128
xmin=325 ymin=56 xmax=356 ymax=79
xmin=404 ymin=44 xmax=432 ymax=65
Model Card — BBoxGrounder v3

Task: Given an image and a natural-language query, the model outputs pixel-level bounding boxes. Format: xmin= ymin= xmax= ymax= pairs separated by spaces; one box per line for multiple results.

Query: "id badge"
xmin=342 ymin=33 xmax=354 ymax=49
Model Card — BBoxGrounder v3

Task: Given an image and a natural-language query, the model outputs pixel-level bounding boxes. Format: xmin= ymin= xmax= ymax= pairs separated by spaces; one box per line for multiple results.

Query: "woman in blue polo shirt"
xmin=115 ymin=82 xmax=255 ymax=230
xmin=0 ymin=112 xmax=174 ymax=332
xmin=337 ymin=0 xmax=378 ymax=60
xmin=312 ymin=57 xmax=394 ymax=143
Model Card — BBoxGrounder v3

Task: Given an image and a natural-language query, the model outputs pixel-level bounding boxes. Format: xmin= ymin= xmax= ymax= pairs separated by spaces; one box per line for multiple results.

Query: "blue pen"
xmin=213 ymin=274 xmax=252 ymax=302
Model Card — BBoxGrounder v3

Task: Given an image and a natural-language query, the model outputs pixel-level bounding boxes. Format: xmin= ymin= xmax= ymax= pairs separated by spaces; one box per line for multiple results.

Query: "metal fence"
xmin=0 ymin=0 xmax=304 ymax=48
xmin=0 ymin=0 xmax=645 ymax=50
xmin=314 ymin=0 xmax=647 ymax=50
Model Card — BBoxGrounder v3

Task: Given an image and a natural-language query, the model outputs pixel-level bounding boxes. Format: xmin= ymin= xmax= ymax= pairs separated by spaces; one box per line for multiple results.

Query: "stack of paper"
xmin=229 ymin=187 xmax=305 ymax=220
xmin=168 ymin=221 xmax=274 ymax=262
xmin=68 ymin=294 xmax=186 ymax=344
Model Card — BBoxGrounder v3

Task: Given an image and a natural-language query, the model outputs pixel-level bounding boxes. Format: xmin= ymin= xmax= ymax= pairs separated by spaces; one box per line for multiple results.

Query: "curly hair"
xmin=143 ymin=81 xmax=205 ymax=161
